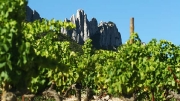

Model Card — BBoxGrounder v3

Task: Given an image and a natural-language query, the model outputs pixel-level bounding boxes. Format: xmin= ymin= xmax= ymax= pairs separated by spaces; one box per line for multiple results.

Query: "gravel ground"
xmin=63 ymin=94 xmax=125 ymax=101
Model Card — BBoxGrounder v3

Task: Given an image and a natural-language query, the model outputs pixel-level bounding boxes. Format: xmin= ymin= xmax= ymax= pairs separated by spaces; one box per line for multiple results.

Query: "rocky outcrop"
xmin=26 ymin=6 xmax=122 ymax=50
xmin=26 ymin=6 xmax=41 ymax=22
xmin=97 ymin=21 xmax=122 ymax=50
xmin=61 ymin=9 xmax=122 ymax=50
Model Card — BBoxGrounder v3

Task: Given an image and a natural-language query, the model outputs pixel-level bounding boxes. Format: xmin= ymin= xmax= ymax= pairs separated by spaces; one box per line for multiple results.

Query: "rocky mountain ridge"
xmin=26 ymin=6 xmax=41 ymax=22
xmin=26 ymin=6 xmax=122 ymax=50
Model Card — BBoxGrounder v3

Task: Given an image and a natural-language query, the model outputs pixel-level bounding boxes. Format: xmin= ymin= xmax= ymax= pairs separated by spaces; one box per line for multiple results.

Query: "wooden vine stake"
xmin=130 ymin=17 xmax=134 ymax=44
xmin=130 ymin=17 xmax=139 ymax=100
xmin=130 ymin=17 xmax=134 ymax=68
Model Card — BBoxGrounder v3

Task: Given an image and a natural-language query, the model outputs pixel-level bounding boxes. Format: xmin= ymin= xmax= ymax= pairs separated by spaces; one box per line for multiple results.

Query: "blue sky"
xmin=28 ymin=0 xmax=180 ymax=45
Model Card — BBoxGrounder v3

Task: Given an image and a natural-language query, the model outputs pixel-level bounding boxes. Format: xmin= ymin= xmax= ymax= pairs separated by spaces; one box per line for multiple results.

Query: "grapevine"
xmin=1 ymin=0 xmax=180 ymax=101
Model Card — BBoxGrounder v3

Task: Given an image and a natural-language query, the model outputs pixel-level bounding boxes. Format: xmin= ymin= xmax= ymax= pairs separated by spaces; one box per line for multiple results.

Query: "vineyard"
xmin=1 ymin=0 xmax=180 ymax=101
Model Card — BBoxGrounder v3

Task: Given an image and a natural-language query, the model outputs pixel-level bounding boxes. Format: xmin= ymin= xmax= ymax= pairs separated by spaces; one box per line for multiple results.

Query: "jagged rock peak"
xmin=76 ymin=9 xmax=85 ymax=15
xmin=61 ymin=9 xmax=122 ymax=50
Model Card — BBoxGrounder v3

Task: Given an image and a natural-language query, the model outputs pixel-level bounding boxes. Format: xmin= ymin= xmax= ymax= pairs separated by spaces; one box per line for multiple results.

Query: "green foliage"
xmin=0 ymin=0 xmax=76 ymax=93
xmin=0 ymin=0 xmax=28 ymax=86
xmin=57 ymin=33 xmax=83 ymax=54
xmin=91 ymin=33 xmax=180 ymax=100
